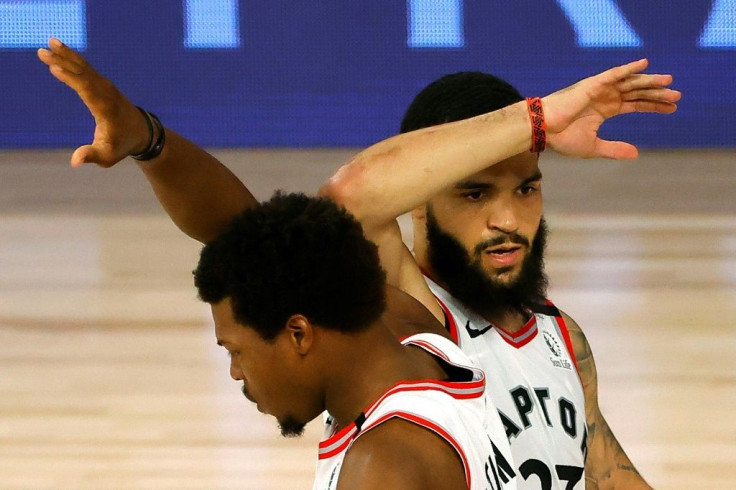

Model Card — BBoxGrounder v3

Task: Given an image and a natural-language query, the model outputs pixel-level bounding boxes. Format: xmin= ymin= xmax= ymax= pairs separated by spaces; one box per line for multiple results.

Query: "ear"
xmin=284 ymin=314 xmax=314 ymax=355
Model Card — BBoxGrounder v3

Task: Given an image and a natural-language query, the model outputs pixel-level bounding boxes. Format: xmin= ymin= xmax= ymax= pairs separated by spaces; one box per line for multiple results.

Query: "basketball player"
xmin=195 ymin=192 xmax=514 ymax=489
xmin=38 ymin=38 xmax=518 ymax=488
xmin=320 ymin=71 xmax=676 ymax=488
xmin=38 ymin=38 xmax=679 ymax=488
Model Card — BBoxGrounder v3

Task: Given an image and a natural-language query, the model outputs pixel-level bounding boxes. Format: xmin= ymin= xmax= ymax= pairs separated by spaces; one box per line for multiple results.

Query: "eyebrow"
xmin=521 ymin=171 xmax=544 ymax=185
xmin=454 ymin=181 xmax=494 ymax=190
xmin=454 ymin=171 xmax=543 ymax=190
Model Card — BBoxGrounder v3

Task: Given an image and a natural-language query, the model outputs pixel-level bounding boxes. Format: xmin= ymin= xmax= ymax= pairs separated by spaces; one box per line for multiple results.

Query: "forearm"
xmin=321 ymin=100 xmax=530 ymax=226
xmin=586 ymin=416 xmax=651 ymax=489
xmin=136 ymin=129 xmax=257 ymax=243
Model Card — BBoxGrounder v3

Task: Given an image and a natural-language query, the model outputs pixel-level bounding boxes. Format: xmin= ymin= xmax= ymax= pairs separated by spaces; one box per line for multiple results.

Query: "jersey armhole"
xmin=433 ymin=295 xmax=459 ymax=344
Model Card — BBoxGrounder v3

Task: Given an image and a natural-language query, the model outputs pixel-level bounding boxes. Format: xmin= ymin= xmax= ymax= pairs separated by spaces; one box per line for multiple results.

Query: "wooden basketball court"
xmin=1 ymin=148 xmax=734 ymax=488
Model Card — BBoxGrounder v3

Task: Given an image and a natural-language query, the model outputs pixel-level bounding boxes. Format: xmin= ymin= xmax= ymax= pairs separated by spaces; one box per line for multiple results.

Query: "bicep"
xmin=561 ymin=311 xmax=598 ymax=410
xmin=337 ymin=454 xmax=424 ymax=490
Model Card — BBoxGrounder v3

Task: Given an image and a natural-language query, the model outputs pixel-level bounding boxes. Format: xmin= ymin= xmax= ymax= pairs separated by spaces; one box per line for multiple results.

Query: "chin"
xmin=278 ymin=416 xmax=307 ymax=438
xmin=486 ymin=268 xmax=521 ymax=285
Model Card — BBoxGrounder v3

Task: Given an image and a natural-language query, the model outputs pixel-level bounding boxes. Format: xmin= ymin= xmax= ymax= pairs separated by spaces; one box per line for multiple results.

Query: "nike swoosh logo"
xmin=465 ymin=320 xmax=493 ymax=338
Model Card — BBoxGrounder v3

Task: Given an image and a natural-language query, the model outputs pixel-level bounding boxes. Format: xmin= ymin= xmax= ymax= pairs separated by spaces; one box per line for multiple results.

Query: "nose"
xmin=229 ymin=359 xmax=244 ymax=381
xmin=487 ymin=199 xmax=519 ymax=234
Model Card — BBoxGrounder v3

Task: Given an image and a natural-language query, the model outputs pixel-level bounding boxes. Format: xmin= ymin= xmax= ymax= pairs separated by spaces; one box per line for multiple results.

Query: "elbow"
xmin=319 ymin=165 xmax=365 ymax=215
xmin=320 ymin=154 xmax=393 ymax=229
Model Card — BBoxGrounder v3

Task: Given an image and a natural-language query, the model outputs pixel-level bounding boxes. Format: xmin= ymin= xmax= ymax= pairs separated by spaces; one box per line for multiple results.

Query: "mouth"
xmin=483 ymin=244 xmax=523 ymax=268
xmin=485 ymin=243 xmax=522 ymax=254
xmin=242 ymin=385 xmax=256 ymax=403
xmin=243 ymin=390 xmax=266 ymax=414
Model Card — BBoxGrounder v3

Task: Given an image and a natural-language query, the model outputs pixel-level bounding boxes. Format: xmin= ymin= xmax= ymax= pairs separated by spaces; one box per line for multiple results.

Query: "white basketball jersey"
xmin=313 ymin=333 xmax=517 ymax=490
xmin=426 ymin=278 xmax=587 ymax=490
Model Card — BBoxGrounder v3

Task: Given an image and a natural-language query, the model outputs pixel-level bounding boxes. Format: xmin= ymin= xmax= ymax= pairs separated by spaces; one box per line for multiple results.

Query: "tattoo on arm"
xmin=562 ymin=312 xmax=652 ymax=489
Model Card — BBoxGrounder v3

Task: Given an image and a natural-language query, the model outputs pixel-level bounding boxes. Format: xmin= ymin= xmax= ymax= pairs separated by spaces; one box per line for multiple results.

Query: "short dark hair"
xmin=194 ymin=192 xmax=386 ymax=340
xmin=400 ymin=71 xmax=524 ymax=133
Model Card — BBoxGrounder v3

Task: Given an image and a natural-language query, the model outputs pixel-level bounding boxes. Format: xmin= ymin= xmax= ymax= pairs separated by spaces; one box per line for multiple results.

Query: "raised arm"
xmin=37 ymin=38 xmax=256 ymax=243
xmin=323 ymin=59 xmax=679 ymax=230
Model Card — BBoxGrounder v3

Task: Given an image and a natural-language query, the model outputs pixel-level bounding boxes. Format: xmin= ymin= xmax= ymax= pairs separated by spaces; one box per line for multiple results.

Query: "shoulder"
xmin=337 ymin=418 xmax=467 ymax=490
xmin=559 ymin=309 xmax=598 ymax=392
xmin=558 ymin=310 xmax=592 ymax=361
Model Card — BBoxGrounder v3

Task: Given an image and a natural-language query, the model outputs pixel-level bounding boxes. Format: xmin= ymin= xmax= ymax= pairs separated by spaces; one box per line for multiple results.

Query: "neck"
xmin=322 ymin=321 xmax=445 ymax=428
xmin=485 ymin=306 xmax=532 ymax=333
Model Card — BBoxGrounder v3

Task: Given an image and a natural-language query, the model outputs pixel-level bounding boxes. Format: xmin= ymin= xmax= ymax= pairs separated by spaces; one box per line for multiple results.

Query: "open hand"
xmin=37 ymin=38 xmax=150 ymax=167
xmin=543 ymin=59 xmax=681 ymax=159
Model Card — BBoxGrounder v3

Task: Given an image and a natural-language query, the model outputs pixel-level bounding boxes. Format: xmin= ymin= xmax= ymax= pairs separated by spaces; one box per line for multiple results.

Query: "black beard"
xmin=425 ymin=207 xmax=548 ymax=320
xmin=278 ymin=417 xmax=306 ymax=438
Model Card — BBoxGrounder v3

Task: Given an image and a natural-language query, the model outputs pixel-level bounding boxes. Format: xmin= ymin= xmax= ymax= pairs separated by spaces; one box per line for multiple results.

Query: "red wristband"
xmin=526 ymin=97 xmax=546 ymax=153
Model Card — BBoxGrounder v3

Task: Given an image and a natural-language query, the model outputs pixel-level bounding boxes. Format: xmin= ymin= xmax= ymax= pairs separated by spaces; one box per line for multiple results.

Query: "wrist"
xmin=525 ymin=97 xmax=546 ymax=153
xmin=131 ymin=106 xmax=166 ymax=161
xmin=130 ymin=106 xmax=153 ymax=155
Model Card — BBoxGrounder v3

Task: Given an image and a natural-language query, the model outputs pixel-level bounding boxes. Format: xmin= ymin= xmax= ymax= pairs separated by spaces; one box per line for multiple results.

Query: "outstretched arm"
xmin=324 ymin=59 xmax=678 ymax=230
xmin=37 ymin=38 xmax=256 ymax=243
xmin=561 ymin=312 xmax=652 ymax=489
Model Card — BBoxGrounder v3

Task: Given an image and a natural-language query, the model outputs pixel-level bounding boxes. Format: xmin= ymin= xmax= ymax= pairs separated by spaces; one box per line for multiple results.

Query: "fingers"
xmin=598 ymin=59 xmax=649 ymax=84
xmin=37 ymin=41 xmax=101 ymax=97
xmin=42 ymin=61 xmax=82 ymax=89
xmin=620 ymin=86 xmax=682 ymax=115
xmin=617 ymin=73 xmax=673 ymax=92
xmin=620 ymin=99 xmax=679 ymax=115
xmin=621 ymin=87 xmax=681 ymax=103
xmin=39 ymin=37 xmax=110 ymax=102
xmin=37 ymin=38 xmax=89 ymax=75
xmin=38 ymin=37 xmax=129 ymax=121
xmin=48 ymin=37 xmax=87 ymax=64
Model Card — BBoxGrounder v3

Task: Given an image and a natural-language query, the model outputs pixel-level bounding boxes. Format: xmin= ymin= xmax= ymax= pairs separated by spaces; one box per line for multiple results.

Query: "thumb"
xmin=71 ymin=144 xmax=106 ymax=167
xmin=594 ymin=139 xmax=639 ymax=160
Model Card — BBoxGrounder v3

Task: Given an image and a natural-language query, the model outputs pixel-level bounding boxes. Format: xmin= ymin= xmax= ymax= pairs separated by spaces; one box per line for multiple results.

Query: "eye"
xmin=519 ymin=183 xmax=539 ymax=196
xmin=462 ymin=190 xmax=485 ymax=202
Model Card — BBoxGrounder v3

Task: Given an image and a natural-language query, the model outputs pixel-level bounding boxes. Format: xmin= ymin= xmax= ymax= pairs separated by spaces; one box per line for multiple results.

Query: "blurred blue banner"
xmin=3 ymin=0 xmax=734 ymax=148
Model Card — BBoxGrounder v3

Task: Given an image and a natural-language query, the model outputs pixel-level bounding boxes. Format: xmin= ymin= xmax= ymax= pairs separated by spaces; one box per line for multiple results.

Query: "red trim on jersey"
xmin=548 ymin=300 xmax=579 ymax=372
xmin=364 ymin=379 xmax=485 ymax=421
xmin=403 ymin=338 xmax=450 ymax=363
xmin=433 ymin=295 xmax=460 ymax=344
xmin=318 ymin=422 xmax=359 ymax=459
xmin=317 ymin=378 xmax=484 ymax=460
xmin=360 ymin=411 xmax=471 ymax=488
xmin=494 ymin=315 xmax=538 ymax=348
xmin=318 ymin=340 xmax=485 ymax=460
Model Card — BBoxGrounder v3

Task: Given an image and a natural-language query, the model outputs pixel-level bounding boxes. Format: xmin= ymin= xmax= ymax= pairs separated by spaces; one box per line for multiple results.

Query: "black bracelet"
xmin=131 ymin=106 xmax=166 ymax=161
